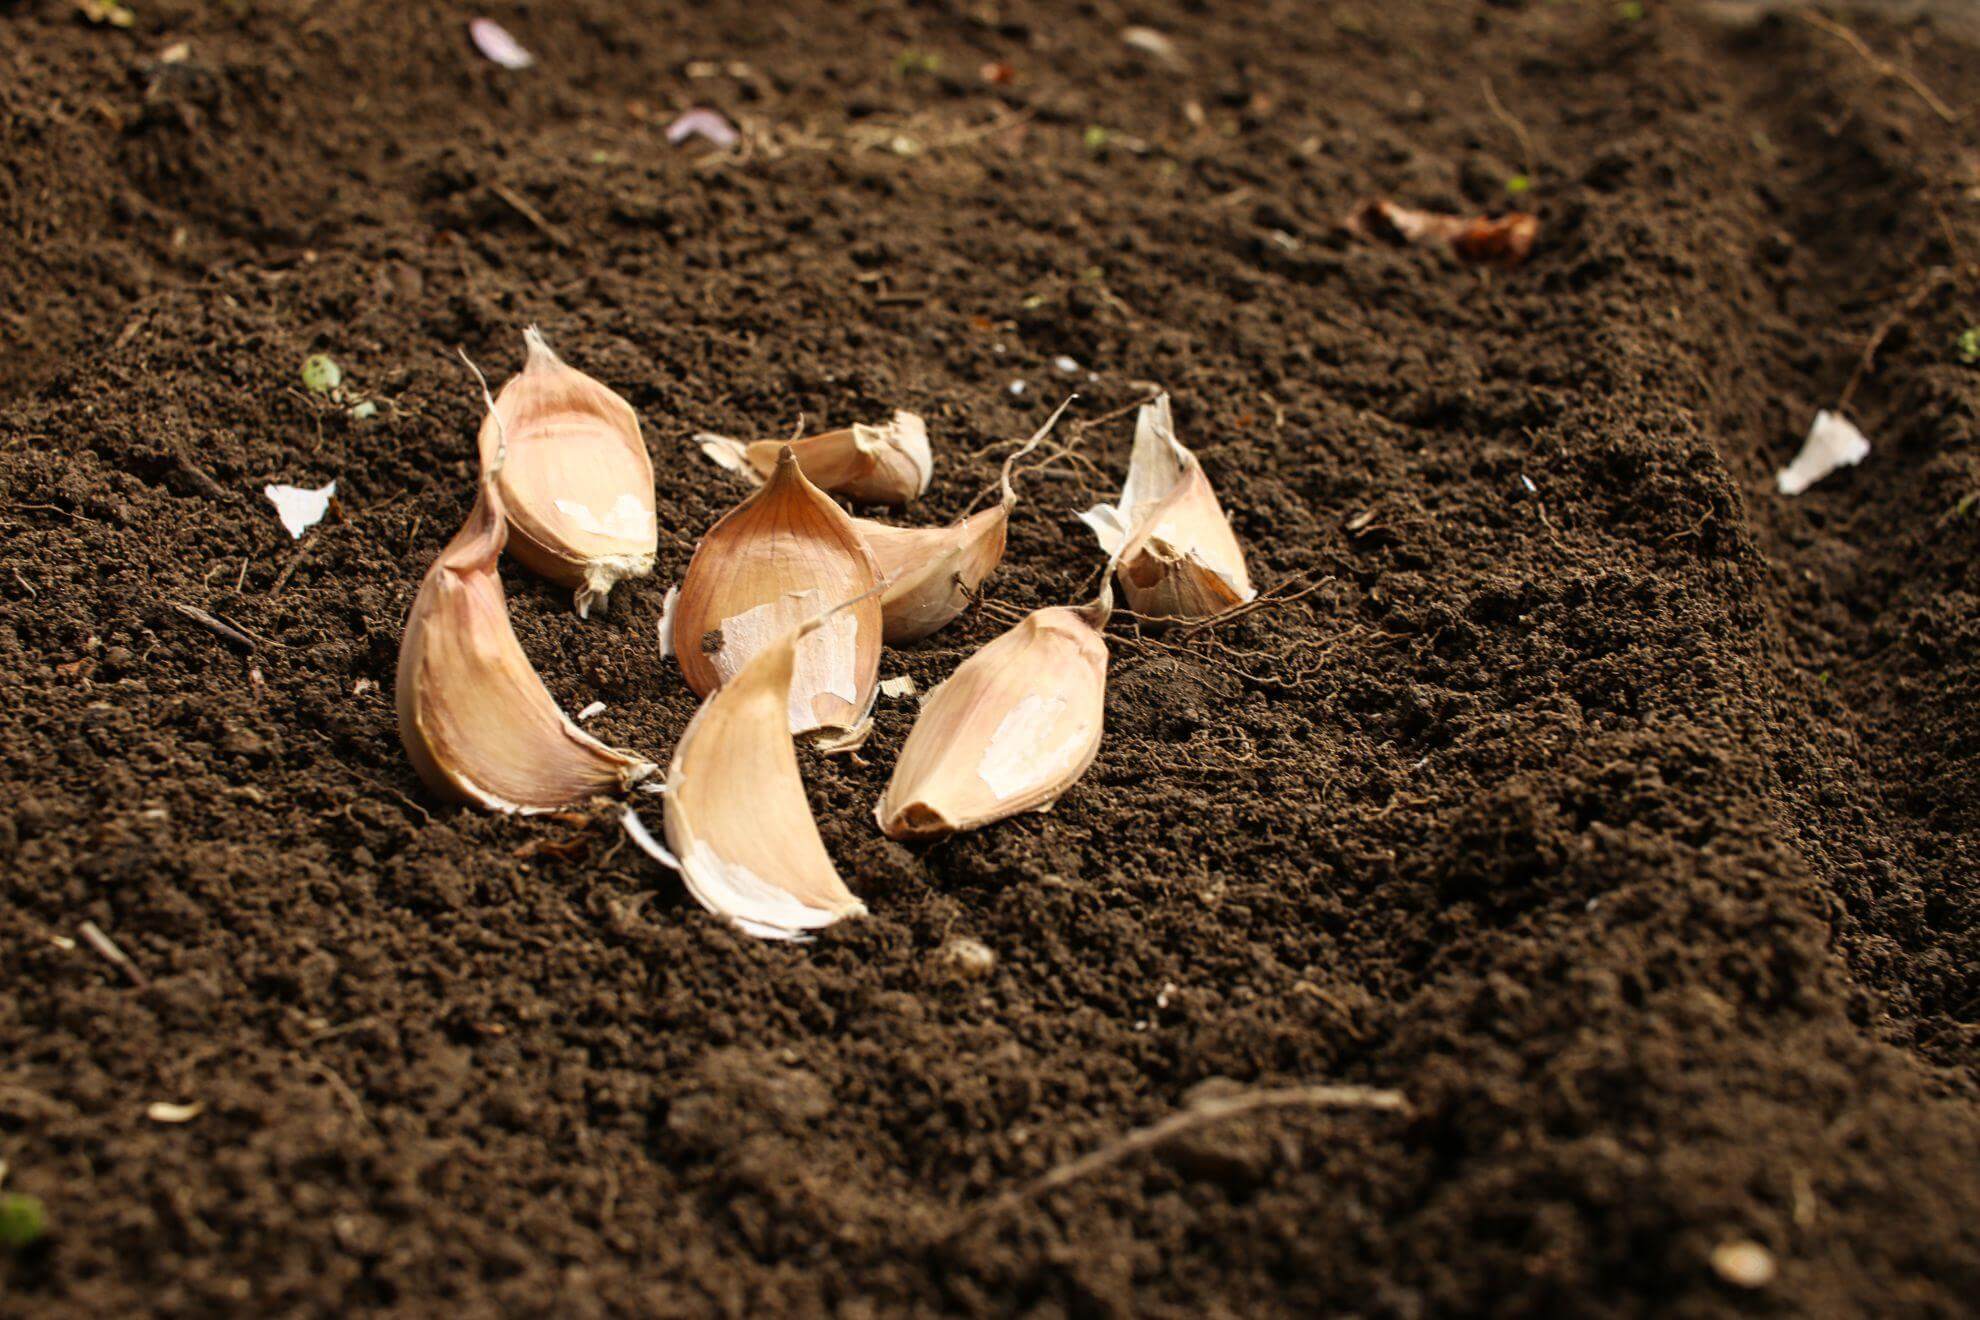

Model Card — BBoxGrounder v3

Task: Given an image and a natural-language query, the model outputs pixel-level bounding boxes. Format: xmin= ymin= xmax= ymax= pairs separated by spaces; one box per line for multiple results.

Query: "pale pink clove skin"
xmin=469 ymin=18 xmax=534 ymax=69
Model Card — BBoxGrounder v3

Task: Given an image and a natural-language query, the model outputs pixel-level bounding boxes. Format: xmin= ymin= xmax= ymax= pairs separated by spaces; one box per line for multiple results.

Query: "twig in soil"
xmin=79 ymin=921 xmax=147 ymax=986
xmin=268 ymin=529 xmax=326 ymax=598
xmin=943 ymin=1083 xmax=1407 ymax=1239
xmin=1480 ymin=76 xmax=1536 ymax=179
xmin=488 ymin=181 xmax=572 ymax=248
xmin=1799 ymin=12 xmax=1959 ymax=125
xmin=170 ymin=602 xmax=267 ymax=652
xmin=1837 ymin=267 xmax=1954 ymax=412
xmin=300 ymin=1056 xmax=374 ymax=1132
xmin=1072 ymin=392 xmax=1165 ymax=436
xmin=175 ymin=453 xmax=230 ymax=501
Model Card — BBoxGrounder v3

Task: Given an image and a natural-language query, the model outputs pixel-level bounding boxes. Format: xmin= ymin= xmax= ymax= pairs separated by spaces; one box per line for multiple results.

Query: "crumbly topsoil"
xmin=2 ymin=0 xmax=1976 ymax=1314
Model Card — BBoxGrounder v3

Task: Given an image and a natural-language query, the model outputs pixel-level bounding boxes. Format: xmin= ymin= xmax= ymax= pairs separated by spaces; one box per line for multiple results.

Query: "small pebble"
xmin=1710 ymin=1240 xmax=1777 ymax=1289
xmin=935 ymin=937 xmax=996 ymax=981
xmin=1053 ymin=355 xmax=1081 ymax=374
xmin=1007 ymin=379 xmax=1028 ymax=396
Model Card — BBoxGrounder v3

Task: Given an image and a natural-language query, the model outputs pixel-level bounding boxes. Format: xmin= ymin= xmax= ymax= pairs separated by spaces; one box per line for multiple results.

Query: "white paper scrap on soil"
xmin=264 ymin=480 xmax=336 ymax=538
xmin=1777 ymin=410 xmax=1870 ymax=495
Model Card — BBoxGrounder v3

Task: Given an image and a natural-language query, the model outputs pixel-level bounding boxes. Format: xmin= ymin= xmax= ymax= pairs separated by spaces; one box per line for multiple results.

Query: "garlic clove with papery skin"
xmin=851 ymin=396 xmax=1073 ymax=644
xmin=697 ymin=410 xmax=932 ymax=506
xmin=875 ymin=587 xmax=1110 ymax=839
xmin=854 ymin=510 xmax=1010 ymax=644
xmin=670 ymin=447 xmax=883 ymax=741
xmin=623 ymin=612 xmax=866 ymax=941
xmin=1080 ymin=393 xmax=1254 ymax=620
xmin=476 ymin=327 xmax=657 ymax=618
xmin=396 ymin=480 xmax=655 ymax=813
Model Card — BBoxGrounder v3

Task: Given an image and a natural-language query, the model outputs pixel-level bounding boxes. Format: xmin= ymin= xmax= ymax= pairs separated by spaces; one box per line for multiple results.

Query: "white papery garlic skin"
xmin=1081 ymin=393 xmax=1254 ymax=619
xmin=1777 ymin=410 xmax=1870 ymax=495
xmin=697 ymin=410 xmax=932 ymax=506
xmin=396 ymin=480 xmax=654 ymax=813
xmin=623 ymin=614 xmax=866 ymax=941
xmin=670 ymin=447 xmax=883 ymax=741
xmin=875 ymin=593 xmax=1109 ymax=840
xmin=477 ymin=328 xmax=657 ymax=617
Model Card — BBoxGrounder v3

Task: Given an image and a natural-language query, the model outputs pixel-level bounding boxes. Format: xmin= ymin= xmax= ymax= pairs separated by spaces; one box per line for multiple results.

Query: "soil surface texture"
xmin=3 ymin=0 xmax=1978 ymax=1314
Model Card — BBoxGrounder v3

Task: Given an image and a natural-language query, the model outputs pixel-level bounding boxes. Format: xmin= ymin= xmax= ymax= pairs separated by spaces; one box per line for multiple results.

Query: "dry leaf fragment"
xmin=1347 ymin=198 xmax=1540 ymax=267
xmin=397 ymin=475 xmax=654 ymax=813
xmin=625 ymin=614 xmax=866 ymax=940
xmin=876 ymin=588 xmax=1110 ymax=839
xmin=670 ymin=448 xmax=882 ymax=741
xmin=1080 ymin=394 xmax=1254 ymax=619
xmin=476 ymin=328 xmax=657 ymax=617
xmin=697 ymin=410 xmax=932 ymax=506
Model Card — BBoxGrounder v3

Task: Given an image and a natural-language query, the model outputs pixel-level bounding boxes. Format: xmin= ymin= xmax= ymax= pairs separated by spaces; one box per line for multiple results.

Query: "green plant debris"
xmin=300 ymin=354 xmax=343 ymax=395
xmin=348 ymin=400 xmax=379 ymax=420
xmin=1956 ymin=491 xmax=1979 ymax=518
xmin=1082 ymin=125 xmax=1114 ymax=152
xmin=1956 ymin=327 xmax=1980 ymax=364
xmin=1506 ymin=173 xmax=1533 ymax=195
xmin=0 ymin=1193 xmax=46 ymax=1250
xmin=896 ymin=50 xmax=942 ymax=76
xmin=1617 ymin=1 xmax=1645 ymax=20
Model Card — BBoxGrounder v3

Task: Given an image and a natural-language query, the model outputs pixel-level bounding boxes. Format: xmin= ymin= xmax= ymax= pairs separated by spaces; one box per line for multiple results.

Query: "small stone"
xmin=934 ymin=937 xmax=996 ymax=981
xmin=1711 ymin=1240 xmax=1777 ymax=1289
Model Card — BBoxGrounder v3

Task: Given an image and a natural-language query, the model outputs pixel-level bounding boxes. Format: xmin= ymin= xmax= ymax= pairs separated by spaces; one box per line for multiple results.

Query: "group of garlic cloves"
xmin=397 ymin=329 xmax=1254 ymax=941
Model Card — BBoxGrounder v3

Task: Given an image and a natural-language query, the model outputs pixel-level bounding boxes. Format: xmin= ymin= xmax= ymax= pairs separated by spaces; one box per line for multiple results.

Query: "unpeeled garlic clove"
xmin=670 ymin=447 xmax=883 ymax=740
xmin=697 ymin=410 xmax=932 ymax=505
xmin=854 ymin=508 xmax=1008 ymax=644
xmin=875 ymin=587 xmax=1110 ymax=839
xmin=1080 ymin=393 xmax=1254 ymax=620
xmin=397 ymin=481 xmax=655 ymax=813
xmin=853 ymin=397 xmax=1072 ymax=644
xmin=477 ymin=327 xmax=657 ymax=618
xmin=625 ymin=613 xmax=866 ymax=940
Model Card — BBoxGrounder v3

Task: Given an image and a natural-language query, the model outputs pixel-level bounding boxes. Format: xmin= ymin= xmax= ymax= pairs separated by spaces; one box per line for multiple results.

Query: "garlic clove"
xmin=477 ymin=327 xmax=657 ymax=618
xmin=1080 ymin=393 xmax=1254 ymax=620
xmin=697 ymin=410 xmax=932 ymax=505
xmin=670 ymin=447 xmax=883 ymax=740
xmin=851 ymin=397 xmax=1073 ymax=644
xmin=855 ymin=508 xmax=1009 ymax=644
xmin=876 ymin=593 xmax=1110 ymax=839
xmin=397 ymin=481 xmax=655 ymax=813
xmin=633 ymin=613 xmax=865 ymax=940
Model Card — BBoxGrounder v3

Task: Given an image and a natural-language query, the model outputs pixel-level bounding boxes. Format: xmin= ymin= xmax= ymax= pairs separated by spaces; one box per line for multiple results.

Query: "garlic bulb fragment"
xmin=1777 ymin=410 xmax=1870 ymax=495
xmin=397 ymin=481 xmax=655 ymax=812
xmin=697 ymin=410 xmax=932 ymax=506
xmin=853 ymin=397 xmax=1073 ymax=644
xmin=876 ymin=587 xmax=1110 ymax=839
xmin=625 ymin=613 xmax=866 ymax=940
xmin=1080 ymin=393 xmax=1254 ymax=619
xmin=670 ymin=447 xmax=883 ymax=741
xmin=476 ymin=327 xmax=657 ymax=618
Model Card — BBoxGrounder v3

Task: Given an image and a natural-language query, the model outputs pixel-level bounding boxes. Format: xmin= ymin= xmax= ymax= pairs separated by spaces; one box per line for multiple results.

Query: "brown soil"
xmin=3 ymin=0 xmax=1978 ymax=1314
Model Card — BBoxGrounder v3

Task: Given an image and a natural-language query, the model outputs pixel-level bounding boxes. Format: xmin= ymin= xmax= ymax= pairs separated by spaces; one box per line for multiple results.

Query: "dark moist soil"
xmin=3 ymin=0 xmax=1978 ymax=1314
